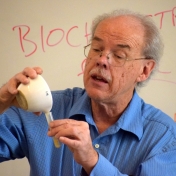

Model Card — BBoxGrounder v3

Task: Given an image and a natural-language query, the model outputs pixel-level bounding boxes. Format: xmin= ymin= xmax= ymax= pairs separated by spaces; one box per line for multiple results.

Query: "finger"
xmin=57 ymin=127 xmax=82 ymax=139
xmin=8 ymin=67 xmax=43 ymax=94
xmin=48 ymin=120 xmax=83 ymax=137
xmin=22 ymin=67 xmax=42 ymax=79
xmin=49 ymin=119 xmax=82 ymax=128
xmin=7 ymin=75 xmax=28 ymax=95
xmin=47 ymin=122 xmax=76 ymax=137
xmin=49 ymin=123 xmax=88 ymax=143
xmin=33 ymin=66 xmax=43 ymax=75
xmin=59 ymin=136 xmax=80 ymax=149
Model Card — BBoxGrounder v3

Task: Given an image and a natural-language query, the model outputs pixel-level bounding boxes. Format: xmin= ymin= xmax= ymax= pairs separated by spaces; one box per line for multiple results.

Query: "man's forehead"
xmin=93 ymin=16 xmax=145 ymax=49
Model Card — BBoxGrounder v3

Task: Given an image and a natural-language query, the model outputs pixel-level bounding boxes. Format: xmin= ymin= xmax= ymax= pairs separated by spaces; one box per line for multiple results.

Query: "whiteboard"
xmin=0 ymin=0 xmax=176 ymax=175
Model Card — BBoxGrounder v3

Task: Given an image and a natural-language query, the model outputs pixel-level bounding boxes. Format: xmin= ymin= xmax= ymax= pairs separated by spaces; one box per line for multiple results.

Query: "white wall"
xmin=0 ymin=0 xmax=176 ymax=175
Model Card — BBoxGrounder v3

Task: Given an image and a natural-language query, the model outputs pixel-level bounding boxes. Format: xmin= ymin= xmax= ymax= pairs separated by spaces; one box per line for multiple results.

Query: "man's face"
xmin=83 ymin=16 xmax=149 ymax=103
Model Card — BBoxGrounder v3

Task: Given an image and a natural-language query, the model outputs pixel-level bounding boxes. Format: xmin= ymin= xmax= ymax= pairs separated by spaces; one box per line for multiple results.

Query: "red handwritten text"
xmin=12 ymin=6 xmax=176 ymax=85
xmin=13 ymin=23 xmax=90 ymax=57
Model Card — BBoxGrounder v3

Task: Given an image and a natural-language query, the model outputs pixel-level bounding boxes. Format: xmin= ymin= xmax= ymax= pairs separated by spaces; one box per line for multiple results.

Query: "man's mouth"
xmin=91 ymin=74 xmax=108 ymax=83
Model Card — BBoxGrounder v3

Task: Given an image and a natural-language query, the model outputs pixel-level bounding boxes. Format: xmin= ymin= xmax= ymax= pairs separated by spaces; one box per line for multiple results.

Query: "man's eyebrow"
xmin=116 ymin=44 xmax=130 ymax=50
xmin=92 ymin=36 xmax=103 ymax=42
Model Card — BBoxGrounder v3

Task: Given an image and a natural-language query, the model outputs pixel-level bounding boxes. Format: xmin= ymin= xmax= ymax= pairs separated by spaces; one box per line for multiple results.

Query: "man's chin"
xmin=87 ymin=88 xmax=107 ymax=100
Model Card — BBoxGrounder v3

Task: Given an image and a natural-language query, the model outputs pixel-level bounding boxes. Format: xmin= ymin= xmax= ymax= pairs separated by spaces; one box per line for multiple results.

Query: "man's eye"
xmin=114 ymin=54 xmax=124 ymax=59
xmin=92 ymin=48 xmax=101 ymax=52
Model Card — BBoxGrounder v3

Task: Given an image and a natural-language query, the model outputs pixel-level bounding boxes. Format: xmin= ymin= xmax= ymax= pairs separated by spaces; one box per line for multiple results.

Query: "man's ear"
xmin=137 ymin=59 xmax=156 ymax=82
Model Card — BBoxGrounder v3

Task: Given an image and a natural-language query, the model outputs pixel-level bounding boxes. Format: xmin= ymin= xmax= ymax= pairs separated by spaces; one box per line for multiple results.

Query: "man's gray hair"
xmin=90 ymin=9 xmax=164 ymax=88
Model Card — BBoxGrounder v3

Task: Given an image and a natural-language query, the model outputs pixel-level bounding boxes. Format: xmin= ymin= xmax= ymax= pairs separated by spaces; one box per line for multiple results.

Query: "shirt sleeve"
xmin=0 ymin=108 xmax=29 ymax=162
xmin=88 ymin=153 xmax=128 ymax=176
xmin=136 ymin=148 xmax=176 ymax=176
xmin=82 ymin=147 xmax=176 ymax=176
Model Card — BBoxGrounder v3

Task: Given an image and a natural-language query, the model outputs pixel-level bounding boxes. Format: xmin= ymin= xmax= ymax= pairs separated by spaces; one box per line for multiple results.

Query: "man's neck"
xmin=91 ymin=94 xmax=133 ymax=133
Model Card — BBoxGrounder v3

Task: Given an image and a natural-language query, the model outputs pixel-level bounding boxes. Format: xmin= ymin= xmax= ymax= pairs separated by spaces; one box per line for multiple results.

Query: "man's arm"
xmin=49 ymin=118 xmax=176 ymax=176
xmin=81 ymin=147 xmax=176 ymax=176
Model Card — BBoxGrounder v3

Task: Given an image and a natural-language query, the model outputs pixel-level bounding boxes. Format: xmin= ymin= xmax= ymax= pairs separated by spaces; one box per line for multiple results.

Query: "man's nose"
xmin=96 ymin=52 xmax=109 ymax=68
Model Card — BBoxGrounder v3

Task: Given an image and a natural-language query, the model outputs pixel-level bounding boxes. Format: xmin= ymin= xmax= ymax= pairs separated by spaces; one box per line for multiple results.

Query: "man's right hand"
xmin=0 ymin=67 xmax=43 ymax=114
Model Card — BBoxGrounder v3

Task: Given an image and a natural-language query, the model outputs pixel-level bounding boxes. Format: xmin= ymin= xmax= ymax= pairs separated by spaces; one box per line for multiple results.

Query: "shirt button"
xmin=95 ymin=144 xmax=99 ymax=148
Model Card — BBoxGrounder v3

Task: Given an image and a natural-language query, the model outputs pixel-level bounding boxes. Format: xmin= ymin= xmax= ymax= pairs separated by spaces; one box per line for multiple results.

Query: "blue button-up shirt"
xmin=0 ymin=88 xmax=176 ymax=176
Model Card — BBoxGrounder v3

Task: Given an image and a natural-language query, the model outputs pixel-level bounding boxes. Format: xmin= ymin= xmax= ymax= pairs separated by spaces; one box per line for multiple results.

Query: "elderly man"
xmin=0 ymin=9 xmax=176 ymax=176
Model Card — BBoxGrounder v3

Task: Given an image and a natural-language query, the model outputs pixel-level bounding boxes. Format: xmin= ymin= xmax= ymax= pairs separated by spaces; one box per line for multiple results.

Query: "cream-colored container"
xmin=16 ymin=75 xmax=53 ymax=112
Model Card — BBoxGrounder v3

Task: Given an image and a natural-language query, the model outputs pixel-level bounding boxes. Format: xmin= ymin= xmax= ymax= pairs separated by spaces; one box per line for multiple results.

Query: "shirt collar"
xmin=69 ymin=89 xmax=143 ymax=140
xmin=68 ymin=92 xmax=95 ymax=125
xmin=115 ymin=90 xmax=144 ymax=140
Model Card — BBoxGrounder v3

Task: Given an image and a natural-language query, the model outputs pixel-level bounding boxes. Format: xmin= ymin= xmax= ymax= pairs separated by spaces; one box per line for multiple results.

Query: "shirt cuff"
xmin=81 ymin=153 xmax=127 ymax=176
xmin=90 ymin=153 xmax=117 ymax=175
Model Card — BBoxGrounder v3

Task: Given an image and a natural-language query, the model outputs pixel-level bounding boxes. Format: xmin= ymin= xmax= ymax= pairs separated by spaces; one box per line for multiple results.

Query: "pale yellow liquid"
xmin=16 ymin=91 xmax=28 ymax=110
xmin=45 ymin=112 xmax=61 ymax=148
xmin=53 ymin=137 xmax=60 ymax=148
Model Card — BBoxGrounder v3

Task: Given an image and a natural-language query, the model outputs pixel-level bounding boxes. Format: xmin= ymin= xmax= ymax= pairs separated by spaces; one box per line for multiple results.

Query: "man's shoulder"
xmin=141 ymin=102 xmax=176 ymax=137
xmin=51 ymin=87 xmax=88 ymax=111
xmin=51 ymin=87 xmax=86 ymax=98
